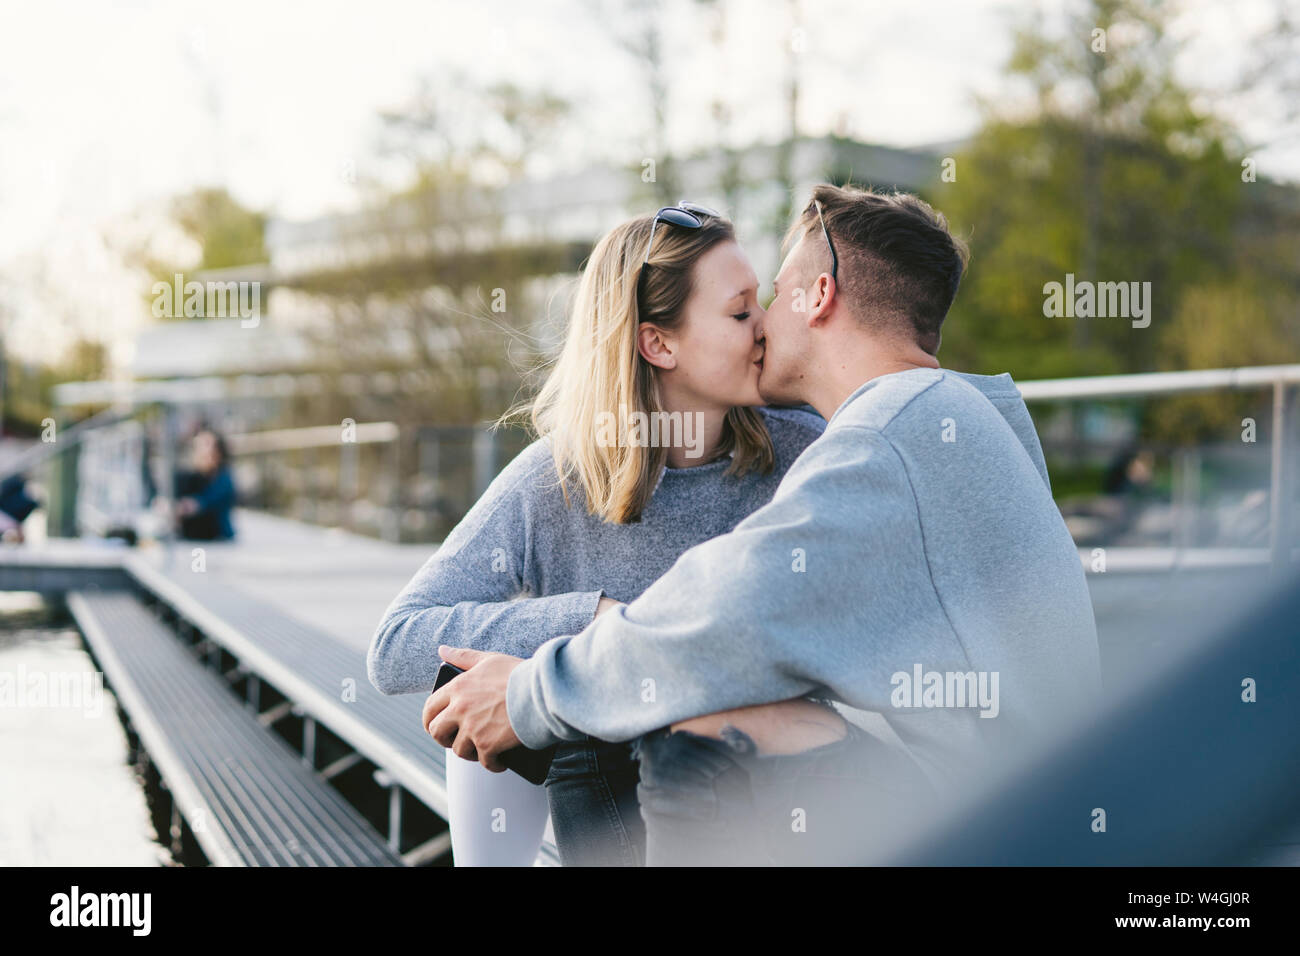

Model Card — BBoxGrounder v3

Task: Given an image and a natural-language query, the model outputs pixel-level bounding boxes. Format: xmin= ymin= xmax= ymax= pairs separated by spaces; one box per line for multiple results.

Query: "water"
xmin=0 ymin=592 xmax=171 ymax=866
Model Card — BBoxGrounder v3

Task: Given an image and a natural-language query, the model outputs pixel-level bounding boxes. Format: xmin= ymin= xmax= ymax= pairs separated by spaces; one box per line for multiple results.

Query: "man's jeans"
xmin=629 ymin=718 xmax=938 ymax=866
xmin=544 ymin=735 xmax=645 ymax=866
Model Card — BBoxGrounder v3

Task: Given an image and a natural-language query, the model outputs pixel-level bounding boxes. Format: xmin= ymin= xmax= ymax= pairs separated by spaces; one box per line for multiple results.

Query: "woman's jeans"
xmin=544 ymin=735 xmax=645 ymax=866
xmin=629 ymin=718 xmax=939 ymax=866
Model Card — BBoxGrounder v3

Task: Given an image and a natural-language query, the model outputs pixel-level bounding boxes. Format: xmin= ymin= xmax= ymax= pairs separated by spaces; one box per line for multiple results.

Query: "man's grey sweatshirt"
xmin=368 ymin=405 xmax=828 ymax=696
xmin=505 ymin=368 xmax=1102 ymax=790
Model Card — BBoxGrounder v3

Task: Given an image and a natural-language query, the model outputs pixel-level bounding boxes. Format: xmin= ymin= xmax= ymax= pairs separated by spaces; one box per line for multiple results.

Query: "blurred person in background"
xmin=172 ymin=427 xmax=237 ymax=541
xmin=1094 ymin=444 xmax=1157 ymax=541
xmin=0 ymin=474 xmax=38 ymax=543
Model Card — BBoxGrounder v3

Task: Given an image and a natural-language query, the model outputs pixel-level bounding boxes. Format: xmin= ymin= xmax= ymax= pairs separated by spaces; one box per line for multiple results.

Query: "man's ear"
xmin=806 ymin=273 xmax=837 ymax=325
xmin=637 ymin=322 xmax=677 ymax=370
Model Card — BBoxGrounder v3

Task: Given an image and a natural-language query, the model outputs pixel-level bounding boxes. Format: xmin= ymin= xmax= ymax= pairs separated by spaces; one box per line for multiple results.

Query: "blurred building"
xmin=260 ymin=134 xmax=948 ymax=352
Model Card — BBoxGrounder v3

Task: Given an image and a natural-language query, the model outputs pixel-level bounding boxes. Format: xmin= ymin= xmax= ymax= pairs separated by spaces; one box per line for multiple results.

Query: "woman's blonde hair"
xmin=499 ymin=209 xmax=775 ymax=524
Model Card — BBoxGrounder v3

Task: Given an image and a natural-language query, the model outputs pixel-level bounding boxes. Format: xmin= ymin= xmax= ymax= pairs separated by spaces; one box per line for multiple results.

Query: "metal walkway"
xmin=0 ymin=512 xmax=563 ymax=866
xmin=69 ymin=589 xmax=401 ymax=866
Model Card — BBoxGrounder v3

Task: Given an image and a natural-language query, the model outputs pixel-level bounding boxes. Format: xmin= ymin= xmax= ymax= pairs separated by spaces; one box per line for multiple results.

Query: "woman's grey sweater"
xmin=367 ymin=406 xmax=827 ymax=696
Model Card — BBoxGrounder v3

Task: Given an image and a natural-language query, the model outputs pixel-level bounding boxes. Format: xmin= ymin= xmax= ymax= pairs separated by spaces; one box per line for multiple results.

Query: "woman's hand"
xmin=595 ymin=596 xmax=623 ymax=617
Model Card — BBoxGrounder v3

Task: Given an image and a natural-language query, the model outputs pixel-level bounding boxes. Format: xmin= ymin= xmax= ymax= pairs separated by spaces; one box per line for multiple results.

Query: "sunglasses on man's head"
xmin=642 ymin=201 xmax=722 ymax=267
xmin=813 ymin=198 xmax=839 ymax=283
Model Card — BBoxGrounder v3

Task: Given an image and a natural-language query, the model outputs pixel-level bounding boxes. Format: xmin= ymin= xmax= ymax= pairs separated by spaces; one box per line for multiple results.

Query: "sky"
xmin=0 ymin=0 xmax=1292 ymax=368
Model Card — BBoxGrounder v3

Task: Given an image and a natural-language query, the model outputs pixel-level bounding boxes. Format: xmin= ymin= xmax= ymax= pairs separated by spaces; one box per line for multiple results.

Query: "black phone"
xmin=432 ymin=661 xmax=556 ymax=785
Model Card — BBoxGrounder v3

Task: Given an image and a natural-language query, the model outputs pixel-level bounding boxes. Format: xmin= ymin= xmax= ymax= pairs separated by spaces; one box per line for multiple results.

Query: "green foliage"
xmin=288 ymin=77 xmax=578 ymax=429
xmin=377 ymin=76 xmax=571 ymax=189
xmin=1151 ymin=278 xmax=1300 ymax=443
xmin=937 ymin=0 xmax=1254 ymax=381
xmin=3 ymin=338 xmax=107 ymax=433
xmin=908 ymin=0 xmax=1300 ymax=462
xmin=131 ymin=187 xmax=268 ymax=323
xmin=171 ymin=187 xmax=267 ymax=271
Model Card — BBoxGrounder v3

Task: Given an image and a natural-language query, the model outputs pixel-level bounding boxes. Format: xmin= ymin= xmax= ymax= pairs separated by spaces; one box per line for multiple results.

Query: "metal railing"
xmin=1016 ymin=364 xmax=1299 ymax=569
xmin=37 ymin=363 xmax=1300 ymax=564
xmin=226 ymin=420 xmax=528 ymax=543
xmin=0 ymin=405 xmax=136 ymax=481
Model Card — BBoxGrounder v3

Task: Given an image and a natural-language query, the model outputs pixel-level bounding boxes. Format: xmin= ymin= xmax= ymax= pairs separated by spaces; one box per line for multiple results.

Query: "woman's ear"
xmin=636 ymin=322 xmax=677 ymax=371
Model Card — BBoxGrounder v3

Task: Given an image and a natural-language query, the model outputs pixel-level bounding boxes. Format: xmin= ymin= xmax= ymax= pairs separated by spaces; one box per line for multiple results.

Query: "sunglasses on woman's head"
xmin=642 ymin=201 xmax=722 ymax=267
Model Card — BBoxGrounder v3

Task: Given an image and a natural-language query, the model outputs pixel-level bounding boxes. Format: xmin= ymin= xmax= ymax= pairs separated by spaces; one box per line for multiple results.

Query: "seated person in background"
xmin=174 ymin=428 xmax=236 ymax=541
xmin=0 ymin=474 xmax=38 ymax=543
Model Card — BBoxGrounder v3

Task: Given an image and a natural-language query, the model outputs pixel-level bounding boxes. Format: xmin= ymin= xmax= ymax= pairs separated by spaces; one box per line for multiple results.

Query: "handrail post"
xmin=160 ymin=404 xmax=178 ymax=565
xmin=1173 ymin=448 xmax=1201 ymax=561
xmin=386 ymin=427 xmax=401 ymax=543
xmin=302 ymin=715 xmax=316 ymax=769
xmin=1271 ymin=381 xmax=1295 ymax=572
xmin=472 ymin=427 xmax=498 ymax=501
xmin=340 ymin=436 xmax=358 ymax=531
xmin=373 ymin=770 xmax=403 ymax=854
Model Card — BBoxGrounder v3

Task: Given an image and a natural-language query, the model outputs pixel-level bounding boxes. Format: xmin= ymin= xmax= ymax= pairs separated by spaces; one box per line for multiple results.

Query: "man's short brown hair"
xmin=783 ymin=184 xmax=970 ymax=355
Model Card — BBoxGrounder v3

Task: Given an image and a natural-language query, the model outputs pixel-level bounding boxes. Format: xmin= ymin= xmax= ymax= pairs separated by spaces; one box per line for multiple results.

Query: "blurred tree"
xmin=938 ymin=0 xmax=1251 ymax=383
xmin=589 ymin=0 xmax=679 ymax=204
xmin=1151 ymin=278 xmax=1300 ymax=442
xmin=125 ymin=187 xmax=268 ymax=322
xmin=377 ymin=75 xmax=569 ymax=188
xmin=170 ymin=187 xmax=267 ymax=271
xmin=696 ymin=0 xmax=745 ymax=216
xmin=928 ymin=0 xmax=1300 ymax=458
xmin=770 ymin=0 xmax=803 ymax=235
xmin=1234 ymin=0 xmax=1299 ymax=155
xmin=287 ymin=75 xmax=577 ymax=431
xmin=62 ymin=338 xmax=107 ymax=383
xmin=2 ymin=337 xmax=107 ymax=434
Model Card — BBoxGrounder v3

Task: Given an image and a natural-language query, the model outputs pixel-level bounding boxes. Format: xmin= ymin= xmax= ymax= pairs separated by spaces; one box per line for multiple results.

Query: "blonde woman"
xmin=368 ymin=203 xmax=826 ymax=866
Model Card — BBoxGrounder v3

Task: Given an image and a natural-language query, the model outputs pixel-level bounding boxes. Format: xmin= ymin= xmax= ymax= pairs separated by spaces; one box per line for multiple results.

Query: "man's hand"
xmin=422 ymin=646 xmax=524 ymax=772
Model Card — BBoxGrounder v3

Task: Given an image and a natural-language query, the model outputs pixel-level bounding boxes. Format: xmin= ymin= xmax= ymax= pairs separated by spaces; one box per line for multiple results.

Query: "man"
xmin=423 ymin=184 xmax=1102 ymax=865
